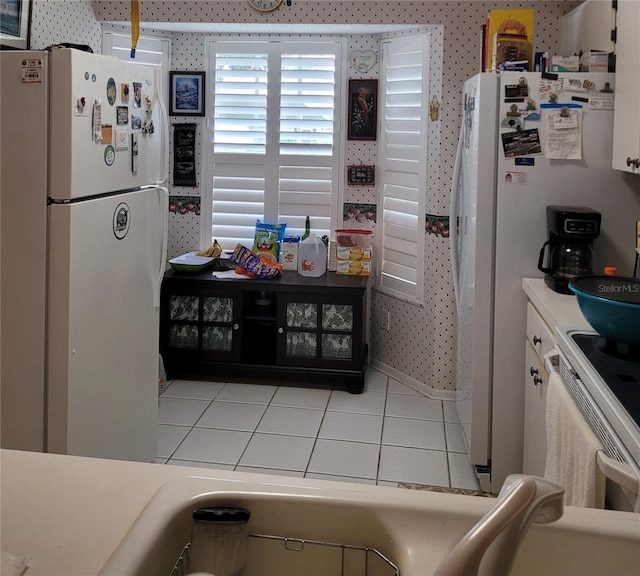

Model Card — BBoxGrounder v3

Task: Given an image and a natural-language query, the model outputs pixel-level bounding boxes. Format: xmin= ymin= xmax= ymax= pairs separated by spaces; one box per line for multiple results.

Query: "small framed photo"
xmin=0 ymin=0 xmax=31 ymax=50
xmin=115 ymin=130 xmax=129 ymax=151
xmin=169 ymin=71 xmax=206 ymax=116
xmin=116 ymin=106 xmax=129 ymax=125
xmin=347 ymin=165 xmax=375 ymax=185
xmin=348 ymin=79 xmax=377 ymax=140
xmin=120 ymin=83 xmax=130 ymax=103
xmin=133 ymin=82 xmax=142 ymax=108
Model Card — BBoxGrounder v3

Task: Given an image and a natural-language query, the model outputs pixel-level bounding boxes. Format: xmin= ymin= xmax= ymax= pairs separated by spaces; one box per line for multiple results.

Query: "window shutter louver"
xmin=205 ymin=40 xmax=343 ymax=250
xmin=378 ymin=34 xmax=430 ymax=304
xmin=213 ymin=53 xmax=268 ymax=155
xmin=211 ymin=164 xmax=265 ymax=248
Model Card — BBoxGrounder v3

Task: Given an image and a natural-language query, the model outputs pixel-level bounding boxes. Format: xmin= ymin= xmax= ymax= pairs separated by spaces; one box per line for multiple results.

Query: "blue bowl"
xmin=569 ymin=276 xmax=640 ymax=346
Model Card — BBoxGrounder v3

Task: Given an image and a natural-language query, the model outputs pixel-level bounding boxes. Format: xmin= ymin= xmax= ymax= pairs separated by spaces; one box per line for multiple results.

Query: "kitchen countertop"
xmin=522 ymin=278 xmax=590 ymax=331
xmin=0 ymin=449 xmax=195 ymax=575
xmin=3 ymin=447 xmax=640 ymax=575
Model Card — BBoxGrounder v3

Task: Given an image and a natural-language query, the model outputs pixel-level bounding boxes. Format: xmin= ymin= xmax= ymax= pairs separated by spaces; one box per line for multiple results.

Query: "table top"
xmin=164 ymin=268 xmax=370 ymax=293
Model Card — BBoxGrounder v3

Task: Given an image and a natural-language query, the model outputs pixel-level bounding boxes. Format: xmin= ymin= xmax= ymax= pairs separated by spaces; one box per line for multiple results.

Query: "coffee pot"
xmin=538 ymin=206 xmax=601 ymax=294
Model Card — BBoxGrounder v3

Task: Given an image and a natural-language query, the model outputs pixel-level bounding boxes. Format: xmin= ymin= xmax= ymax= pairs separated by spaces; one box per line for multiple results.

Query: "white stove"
xmin=555 ymin=327 xmax=640 ymax=510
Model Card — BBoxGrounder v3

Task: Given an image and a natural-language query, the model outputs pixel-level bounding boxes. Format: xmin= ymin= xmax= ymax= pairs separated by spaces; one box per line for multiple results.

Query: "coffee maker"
xmin=538 ymin=206 xmax=601 ymax=294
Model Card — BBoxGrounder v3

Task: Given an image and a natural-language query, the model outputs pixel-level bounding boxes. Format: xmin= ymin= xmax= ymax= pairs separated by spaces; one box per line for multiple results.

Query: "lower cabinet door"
xmin=277 ymin=295 xmax=362 ymax=369
xmin=162 ymin=291 xmax=241 ymax=364
xmin=522 ymin=341 xmax=549 ymax=476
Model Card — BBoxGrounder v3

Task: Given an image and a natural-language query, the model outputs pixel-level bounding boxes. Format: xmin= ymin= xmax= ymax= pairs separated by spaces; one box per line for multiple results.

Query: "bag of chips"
xmin=230 ymin=244 xmax=281 ymax=279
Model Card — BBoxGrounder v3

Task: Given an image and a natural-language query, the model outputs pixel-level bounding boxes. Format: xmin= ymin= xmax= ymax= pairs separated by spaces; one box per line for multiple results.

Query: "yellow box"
xmin=336 ymin=246 xmax=373 ymax=262
xmin=336 ymin=260 xmax=371 ymax=276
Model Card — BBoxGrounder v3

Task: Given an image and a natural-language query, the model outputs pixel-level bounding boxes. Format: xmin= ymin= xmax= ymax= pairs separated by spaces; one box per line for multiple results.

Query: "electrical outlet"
xmin=381 ymin=308 xmax=390 ymax=331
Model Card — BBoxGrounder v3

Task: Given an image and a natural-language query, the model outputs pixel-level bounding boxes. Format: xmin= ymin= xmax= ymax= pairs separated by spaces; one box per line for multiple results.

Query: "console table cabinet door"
xmin=162 ymin=290 xmax=242 ymax=365
xmin=277 ymin=294 xmax=363 ymax=369
xmin=201 ymin=296 xmax=239 ymax=355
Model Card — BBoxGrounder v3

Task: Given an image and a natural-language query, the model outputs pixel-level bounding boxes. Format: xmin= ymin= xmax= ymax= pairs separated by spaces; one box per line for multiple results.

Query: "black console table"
xmin=160 ymin=269 xmax=368 ymax=393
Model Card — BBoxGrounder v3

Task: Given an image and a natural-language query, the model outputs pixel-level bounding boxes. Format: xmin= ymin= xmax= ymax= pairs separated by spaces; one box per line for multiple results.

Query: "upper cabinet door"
xmin=612 ymin=0 xmax=640 ymax=174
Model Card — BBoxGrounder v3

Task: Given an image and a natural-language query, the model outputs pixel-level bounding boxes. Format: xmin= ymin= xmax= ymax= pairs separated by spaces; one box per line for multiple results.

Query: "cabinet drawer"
xmin=526 ymin=303 xmax=555 ymax=359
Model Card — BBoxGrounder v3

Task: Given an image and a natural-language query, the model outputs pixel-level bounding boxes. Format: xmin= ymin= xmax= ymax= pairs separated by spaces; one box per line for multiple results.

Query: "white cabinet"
xmin=522 ymin=303 xmax=554 ymax=476
xmin=612 ymin=0 xmax=640 ymax=173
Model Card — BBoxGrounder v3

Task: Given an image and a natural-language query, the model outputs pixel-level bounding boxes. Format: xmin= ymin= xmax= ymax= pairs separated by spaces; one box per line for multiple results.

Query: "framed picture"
xmin=169 ymin=71 xmax=206 ymax=116
xmin=347 ymin=165 xmax=375 ymax=185
xmin=0 ymin=0 xmax=32 ymax=50
xmin=348 ymin=79 xmax=377 ymax=140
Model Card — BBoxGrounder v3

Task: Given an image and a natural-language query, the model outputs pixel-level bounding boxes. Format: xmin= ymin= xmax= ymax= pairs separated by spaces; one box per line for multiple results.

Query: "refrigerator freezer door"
xmin=49 ymin=48 xmax=166 ymax=200
xmin=452 ymin=73 xmax=498 ymax=472
xmin=47 ymin=187 xmax=166 ymax=461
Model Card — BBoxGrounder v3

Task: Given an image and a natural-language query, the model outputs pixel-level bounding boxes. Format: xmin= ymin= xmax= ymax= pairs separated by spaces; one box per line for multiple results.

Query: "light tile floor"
xmin=156 ymin=367 xmax=481 ymax=490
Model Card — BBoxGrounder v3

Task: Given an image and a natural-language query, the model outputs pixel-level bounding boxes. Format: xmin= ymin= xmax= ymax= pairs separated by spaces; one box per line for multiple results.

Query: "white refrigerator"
xmin=1 ymin=48 xmax=168 ymax=462
xmin=450 ymin=71 xmax=640 ymax=493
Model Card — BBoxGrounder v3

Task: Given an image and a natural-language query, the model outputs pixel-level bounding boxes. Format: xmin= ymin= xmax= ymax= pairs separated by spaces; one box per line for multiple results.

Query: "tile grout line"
xmin=159 ymin=375 xmax=477 ymax=489
xmin=301 ymin=386 xmax=334 ymax=479
xmin=232 ymin=383 xmax=279 ymax=472
xmin=375 ymin=378 xmax=389 ymax=485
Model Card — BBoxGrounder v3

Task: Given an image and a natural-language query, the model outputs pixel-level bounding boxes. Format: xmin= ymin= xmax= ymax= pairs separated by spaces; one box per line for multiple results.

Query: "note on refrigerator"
xmin=545 ymin=109 xmax=582 ymax=160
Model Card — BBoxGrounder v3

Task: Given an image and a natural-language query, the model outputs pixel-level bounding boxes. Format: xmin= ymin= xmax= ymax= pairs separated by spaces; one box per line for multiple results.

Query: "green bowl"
xmin=169 ymin=252 xmax=216 ymax=273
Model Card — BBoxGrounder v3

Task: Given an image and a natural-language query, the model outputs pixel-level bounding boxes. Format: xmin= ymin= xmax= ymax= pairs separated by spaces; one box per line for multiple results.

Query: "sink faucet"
xmin=434 ymin=475 xmax=564 ymax=576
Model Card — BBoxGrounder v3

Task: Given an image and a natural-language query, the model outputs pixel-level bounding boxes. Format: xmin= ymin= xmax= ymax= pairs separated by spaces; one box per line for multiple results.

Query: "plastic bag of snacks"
xmin=252 ymin=221 xmax=286 ymax=264
xmin=230 ymin=244 xmax=282 ymax=279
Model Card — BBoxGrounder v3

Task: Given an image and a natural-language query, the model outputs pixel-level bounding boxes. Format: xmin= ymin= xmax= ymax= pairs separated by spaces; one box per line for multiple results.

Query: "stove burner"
xmin=573 ymin=334 xmax=640 ymax=427
xmin=601 ymin=339 xmax=640 ymax=362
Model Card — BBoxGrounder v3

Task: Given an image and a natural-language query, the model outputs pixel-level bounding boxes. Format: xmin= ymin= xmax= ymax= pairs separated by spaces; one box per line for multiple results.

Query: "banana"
xmin=196 ymin=239 xmax=222 ymax=258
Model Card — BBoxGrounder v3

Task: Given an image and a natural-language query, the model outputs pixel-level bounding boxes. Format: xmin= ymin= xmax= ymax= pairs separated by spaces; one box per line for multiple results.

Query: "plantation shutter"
xmin=102 ymin=32 xmax=170 ymax=87
xmin=103 ymin=32 xmax=168 ymax=66
xmin=206 ymin=40 xmax=343 ymax=250
xmin=378 ymin=34 xmax=430 ymax=304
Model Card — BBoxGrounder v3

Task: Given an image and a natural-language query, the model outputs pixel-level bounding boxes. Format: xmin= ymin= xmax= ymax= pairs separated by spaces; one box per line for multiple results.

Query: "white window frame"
xmin=201 ymin=36 xmax=346 ymax=250
xmin=376 ymin=33 xmax=431 ymax=305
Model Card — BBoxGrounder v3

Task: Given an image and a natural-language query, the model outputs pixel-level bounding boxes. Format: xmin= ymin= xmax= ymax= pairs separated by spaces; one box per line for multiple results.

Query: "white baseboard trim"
xmin=368 ymin=359 xmax=456 ymax=402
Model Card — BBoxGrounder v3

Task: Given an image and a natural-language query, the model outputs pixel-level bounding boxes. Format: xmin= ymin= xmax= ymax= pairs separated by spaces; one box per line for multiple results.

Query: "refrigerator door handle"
xmin=155 ymin=67 xmax=170 ymax=187
xmin=155 ymin=186 xmax=169 ymax=309
xmin=450 ymin=127 xmax=464 ymax=314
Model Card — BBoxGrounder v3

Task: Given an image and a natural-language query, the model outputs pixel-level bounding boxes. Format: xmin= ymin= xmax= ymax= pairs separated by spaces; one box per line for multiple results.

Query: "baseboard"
xmin=368 ymin=359 xmax=456 ymax=401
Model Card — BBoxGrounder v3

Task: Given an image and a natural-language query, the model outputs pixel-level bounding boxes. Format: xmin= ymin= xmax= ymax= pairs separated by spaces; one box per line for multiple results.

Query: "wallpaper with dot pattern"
xmin=32 ymin=0 xmax=581 ymax=393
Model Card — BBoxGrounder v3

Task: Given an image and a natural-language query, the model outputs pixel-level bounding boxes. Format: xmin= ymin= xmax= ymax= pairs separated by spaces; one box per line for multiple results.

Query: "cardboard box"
xmin=485 ymin=9 xmax=534 ymax=70
xmin=336 ymin=246 xmax=373 ymax=262
xmin=550 ymin=55 xmax=580 ymax=72
xmin=493 ymin=33 xmax=528 ymax=70
xmin=280 ymin=237 xmax=299 ymax=270
xmin=579 ymin=51 xmax=608 ymax=72
xmin=328 ymin=241 xmax=337 ymax=271
xmin=336 ymin=260 xmax=371 ymax=276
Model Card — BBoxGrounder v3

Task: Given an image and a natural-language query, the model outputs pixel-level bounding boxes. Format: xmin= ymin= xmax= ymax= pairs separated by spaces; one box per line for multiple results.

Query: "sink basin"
xmin=100 ymin=474 xmax=640 ymax=576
